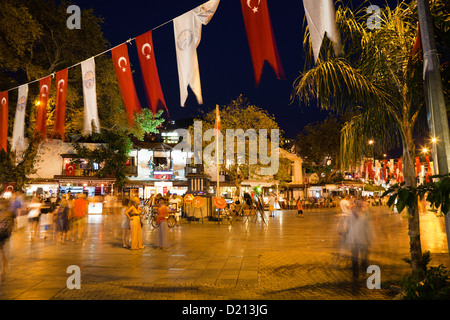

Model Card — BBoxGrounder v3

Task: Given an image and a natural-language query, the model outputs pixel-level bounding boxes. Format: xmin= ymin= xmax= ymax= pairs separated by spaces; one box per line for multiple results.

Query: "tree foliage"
xmin=0 ymin=0 xmax=166 ymax=189
xmin=72 ymin=109 xmax=165 ymax=188
xmin=295 ymin=115 xmax=342 ymax=183
xmin=190 ymin=95 xmax=285 ymax=187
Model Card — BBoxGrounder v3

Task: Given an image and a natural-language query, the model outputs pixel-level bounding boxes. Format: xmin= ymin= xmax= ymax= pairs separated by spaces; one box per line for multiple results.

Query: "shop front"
xmin=123 ymin=180 xmax=188 ymax=199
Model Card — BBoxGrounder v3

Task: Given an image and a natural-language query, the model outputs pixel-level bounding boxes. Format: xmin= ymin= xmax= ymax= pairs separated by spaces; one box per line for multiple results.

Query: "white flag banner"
xmin=173 ymin=0 xmax=220 ymax=107
xmin=11 ymin=84 xmax=28 ymax=152
xmin=303 ymin=0 xmax=343 ymax=62
xmin=81 ymin=57 xmax=100 ymax=135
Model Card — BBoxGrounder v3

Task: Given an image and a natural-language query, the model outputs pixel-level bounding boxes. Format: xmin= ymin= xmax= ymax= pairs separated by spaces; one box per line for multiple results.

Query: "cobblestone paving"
xmin=1 ymin=207 xmax=449 ymax=300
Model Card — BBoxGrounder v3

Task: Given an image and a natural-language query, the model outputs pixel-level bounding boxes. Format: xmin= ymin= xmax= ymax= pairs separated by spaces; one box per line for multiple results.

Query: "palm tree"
xmin=292 ymin=1 xmax=433 ymax=276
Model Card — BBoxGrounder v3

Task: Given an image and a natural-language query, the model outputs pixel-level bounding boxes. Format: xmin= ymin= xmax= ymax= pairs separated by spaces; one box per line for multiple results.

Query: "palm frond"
xmin=291 ymin=57 xmax=394 ymax=114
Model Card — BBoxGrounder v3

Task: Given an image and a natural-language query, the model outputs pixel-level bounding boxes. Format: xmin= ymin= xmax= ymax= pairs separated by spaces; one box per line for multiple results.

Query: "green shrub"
xmin=401 ymin=251 xmax=450 ymax=300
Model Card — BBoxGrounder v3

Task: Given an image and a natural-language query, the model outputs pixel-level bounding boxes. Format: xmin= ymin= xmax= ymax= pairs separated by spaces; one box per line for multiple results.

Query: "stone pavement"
xmin=0 ymin=206 xmax=449 ymax=300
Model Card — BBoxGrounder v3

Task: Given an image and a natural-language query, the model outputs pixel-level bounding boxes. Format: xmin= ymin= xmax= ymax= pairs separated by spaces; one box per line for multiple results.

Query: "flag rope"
xmin=4 ymin=3 xmax=200 ymax=93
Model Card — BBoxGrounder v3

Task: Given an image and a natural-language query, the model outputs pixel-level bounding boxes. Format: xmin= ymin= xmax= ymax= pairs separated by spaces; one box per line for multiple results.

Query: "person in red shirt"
xmin=71 ymin=193 xmax=88 ymax=240
xmin=155 ymin=198 xmax=169 ymax=249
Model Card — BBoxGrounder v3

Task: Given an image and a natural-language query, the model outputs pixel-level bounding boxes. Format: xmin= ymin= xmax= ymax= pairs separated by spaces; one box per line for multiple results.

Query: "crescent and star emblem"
xmin=247 ymin=0 xmax=260 ymax=13
xmin=141 ymin=43 xmax=152 ymax=60
xmin=40 ymin=84 xmax=48 ymax=98
xmin=118 ymin=57 xmax=127 ymax=72
xmin=1 ymin=98 xmax=6 ymax=106
xmin=57 ymin=79 xmax=65 ymax=93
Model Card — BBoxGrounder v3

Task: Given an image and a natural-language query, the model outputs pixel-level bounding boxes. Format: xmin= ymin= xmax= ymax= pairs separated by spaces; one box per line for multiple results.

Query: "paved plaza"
xmin=0 ymin=205 xmax=449 ymax=301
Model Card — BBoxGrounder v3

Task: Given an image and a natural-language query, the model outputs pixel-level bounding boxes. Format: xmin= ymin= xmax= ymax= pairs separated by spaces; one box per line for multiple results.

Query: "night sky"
xmin=71 ymin=0 xmax=399 ymax=139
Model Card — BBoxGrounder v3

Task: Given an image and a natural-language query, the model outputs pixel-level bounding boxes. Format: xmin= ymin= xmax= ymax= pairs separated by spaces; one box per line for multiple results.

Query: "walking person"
xmin=121 ymin=198 xmax=131 ymax=248
xmin=346 ymin=197 xmax=373 ymax=277
xmin=27 ymin=196 xmax=42 ymax=239
xmin=71 ymin=193 xmax=88 ymax=240
xmin=155 ymin=198 xmax=169 ymax=249
xmin=296 ymin=197 xmax=303 ymax=217
xmin=0 ymin=199 xmax=14 ymax=281
xmin=125 ymin=197 xmax=144 ymax=250
xmin=267 ymin=193 xmax=276 ymax=217
xmin=56 ymin=199 xmax=70 ymax=243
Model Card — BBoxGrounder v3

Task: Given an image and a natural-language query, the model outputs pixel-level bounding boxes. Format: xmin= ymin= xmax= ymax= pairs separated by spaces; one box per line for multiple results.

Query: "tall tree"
xmin=189 ymin=95 xmax=285 ymax=192
xmin=295 ymin=115 xmax=342 ymax=183
xmin=292 ymin=0 xmax=449 ymax=277
xmin=0 ymin=0 xmax=165 ymax=190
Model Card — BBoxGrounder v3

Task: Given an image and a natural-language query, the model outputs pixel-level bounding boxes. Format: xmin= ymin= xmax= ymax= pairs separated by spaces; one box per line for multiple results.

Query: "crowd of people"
xmin=0 ymin=189 xmax=387 ymax=279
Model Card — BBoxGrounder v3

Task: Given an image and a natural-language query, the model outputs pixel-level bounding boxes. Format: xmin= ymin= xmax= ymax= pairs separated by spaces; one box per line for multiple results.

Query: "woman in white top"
xmin=28 ymin=197 xmax=42 ymax=238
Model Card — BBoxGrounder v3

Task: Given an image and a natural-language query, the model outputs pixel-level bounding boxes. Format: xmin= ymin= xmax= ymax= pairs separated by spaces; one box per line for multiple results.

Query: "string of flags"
xmin=355 ymin=156 xmax=433 ymax=185
xmin=0 ymin=0 xmax=342 ymax=152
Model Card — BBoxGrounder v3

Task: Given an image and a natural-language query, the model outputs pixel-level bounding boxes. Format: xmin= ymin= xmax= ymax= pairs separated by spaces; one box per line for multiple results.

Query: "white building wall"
xmin=29 ymin=139 xmax=103 ymax=179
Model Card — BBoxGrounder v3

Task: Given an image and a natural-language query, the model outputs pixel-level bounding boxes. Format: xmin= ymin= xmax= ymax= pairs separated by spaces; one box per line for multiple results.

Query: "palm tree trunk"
xmin=403 ymin=126 xmax=424 ymax=279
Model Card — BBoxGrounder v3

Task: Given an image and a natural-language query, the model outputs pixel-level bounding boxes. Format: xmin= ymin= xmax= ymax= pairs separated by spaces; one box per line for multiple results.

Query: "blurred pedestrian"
xmin=56 ymin=199 xmax=70 ymax=243
xmin=27 ymin=196 xmax=41 ymax=239
xmin=71 ymin=193 xmax=88 ymax=240
xmin=337 ymin=195 xmax=354 ymax=261
xmin=155 ymin=198 xmax=169 ymax=249
xmin=0 ymin=199 xmax=14 ymax=280
xmin=121 ymin=198 xmax=131 ymax=248
xmin=296 ymin=197 xmax=303 ymax=217
xmin=267 ymin=193 xmax=276 ymax=217
xmin=40 ymin=199 xmax=54 ymax=240
xmin=339 ymin=195 xmax=353 ymax=216
xmin=346 ymin=197 xmax=373 ymax=277
xmin=9 ymin=191 xmax=24 ymax=219
xmin=125 ymin=197 xmax=144 ymax=250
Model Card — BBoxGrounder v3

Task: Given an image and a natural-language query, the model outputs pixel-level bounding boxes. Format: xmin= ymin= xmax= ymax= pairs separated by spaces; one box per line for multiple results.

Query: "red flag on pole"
xmin=425 ymin=155 xmax=431 ymax=182
xmin=111 ymin=43 xmax=142 ymax=127
xmin=53 ymin=68 xmax=68 ymax=140
xmin=398 ymin=159 xmax=403 ymax=183
xmin=382 ymin=160 xmax=388 ymax=182
xmin=36 ymin=76 xmax=51 ymax=136
xmin=214 ymin=104 xmax=221 ymax=135
xmin=408 ymin=23 xmax=422 ymax=69
xmin=135 ymin=30 xmax=168 ymax=116
xmin=0 ymin=91 xmax=8 ymax=151
xmin=240 ymin=0 xmax=285 ymax=86
xmin=415 ymin=157 xmax=421 ymax=177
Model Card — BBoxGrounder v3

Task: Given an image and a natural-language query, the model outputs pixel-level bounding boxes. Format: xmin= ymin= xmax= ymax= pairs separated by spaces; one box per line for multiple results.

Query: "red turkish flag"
xmin=240 ymin=0 xmax=285 ymax=86
xmin=425 ymin=155 xmax=431 ymax=182
xmin=36 ymin=76 xmax=51 ymax=136
xmin=214 ymin=105 xmax=221 ymax=135
xmin=0 ymin=91 xmax=8 ymax=151
xmin=53 ymin=68 xmax=68 ymax=140
xmin=398 ymin=159 xmax=403 ymax=183
xmin=382 ymin=160 xmax=388 ymax=182
xmin=408 ymin=23 xmax=421 ymax=69
xmin=65 ymin=163 xmax=76 ymax=176
xmin=111 ymin=43 xmax=142 ymax=127
xmin=415 ymin=157 xmax=421 ymax=177
xmin=135 ymin=30 xmax=168 ymax=116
